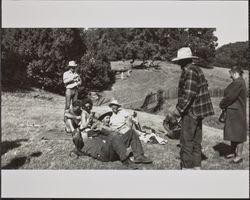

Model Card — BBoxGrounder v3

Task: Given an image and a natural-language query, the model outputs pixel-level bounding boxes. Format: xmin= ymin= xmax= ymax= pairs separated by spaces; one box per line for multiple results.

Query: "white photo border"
xmin=1 ymin=0 xmax=249 ymax=198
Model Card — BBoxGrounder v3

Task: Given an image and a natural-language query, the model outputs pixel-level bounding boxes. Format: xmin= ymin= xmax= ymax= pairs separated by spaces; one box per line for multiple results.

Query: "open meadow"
xmin=1 ymin=61 xmax=249 ymax=170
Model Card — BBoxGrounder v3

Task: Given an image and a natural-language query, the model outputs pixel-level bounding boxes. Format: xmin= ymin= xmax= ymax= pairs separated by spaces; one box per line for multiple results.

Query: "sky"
xmin=2 ymin=1 xmax=248 ymax=48
xmin=214 ymin=23 xmax=248 ymax=48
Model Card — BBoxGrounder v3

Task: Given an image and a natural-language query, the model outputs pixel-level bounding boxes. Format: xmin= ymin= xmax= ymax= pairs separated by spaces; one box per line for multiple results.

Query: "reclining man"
xmin=71 ymin=98 xmax=153 ymax=168
xmin=108 ymin=100 xmax=167 ymax=144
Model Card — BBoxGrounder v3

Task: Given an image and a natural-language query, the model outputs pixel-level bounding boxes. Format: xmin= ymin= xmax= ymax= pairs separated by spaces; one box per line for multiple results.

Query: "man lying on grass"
xmin=70 ymin=99 xmax=153 ymax=169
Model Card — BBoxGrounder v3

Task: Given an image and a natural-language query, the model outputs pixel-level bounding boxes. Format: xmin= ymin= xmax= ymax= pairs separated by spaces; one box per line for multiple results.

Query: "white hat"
xmin=109 ymin=100 xmax=122 ymax=107
xmin=171 ymin=47 xmax=198 ymax=62
xmin=68 ymin=60 xmax=78 ymax=67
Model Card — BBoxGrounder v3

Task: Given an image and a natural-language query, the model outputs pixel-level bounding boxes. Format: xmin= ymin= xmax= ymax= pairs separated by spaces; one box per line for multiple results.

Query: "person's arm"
xmin=64 ymin=110 xmax=80 ymax=120
xmin=76 ymin=75 xmax=82 ymax=86
xmin=63 ymin=72 xmax=75 ymax=85
xmin=219 ymin=81 xmax=242 ymax=109
xmin=79 ymin=111 xmax=90 ymax=130
xmin=176 ymin=69 xmax=198 ymax=115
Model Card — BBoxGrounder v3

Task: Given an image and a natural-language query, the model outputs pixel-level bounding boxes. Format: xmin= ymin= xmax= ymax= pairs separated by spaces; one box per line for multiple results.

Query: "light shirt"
xmin=109 ymin=109 xmax=130 ymax=134
xmin=63 ymin=70 xmax=81 ymax=89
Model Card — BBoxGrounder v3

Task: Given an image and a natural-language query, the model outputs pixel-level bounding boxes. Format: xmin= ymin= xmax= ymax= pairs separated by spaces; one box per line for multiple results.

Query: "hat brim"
xmin=171 ymin=56 xmax=199 ymax=62
xmin=109 ymin=103 xmax=122 ymax=107
xmin=98 ymin=111 xmax=113 ymax=121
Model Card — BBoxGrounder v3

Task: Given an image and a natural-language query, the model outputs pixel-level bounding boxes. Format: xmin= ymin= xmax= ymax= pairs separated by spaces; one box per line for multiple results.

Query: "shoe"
xmin=225 ymin=153 xmax=235 ymax=159
xmin=231 ymin=158 xmax=243 ymax=164
xmin=134 ymin=155 xmax=153 ymax=164
xmin=122 ymin=159 xmax=139 ymax=169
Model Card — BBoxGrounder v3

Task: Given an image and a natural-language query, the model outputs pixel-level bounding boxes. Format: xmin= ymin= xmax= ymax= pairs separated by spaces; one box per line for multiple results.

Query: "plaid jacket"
xmin=176 ymin=63 xmax=214 ymax=119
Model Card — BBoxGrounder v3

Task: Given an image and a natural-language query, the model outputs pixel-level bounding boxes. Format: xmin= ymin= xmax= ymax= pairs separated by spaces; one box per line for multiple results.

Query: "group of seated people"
xmin=64 ymin=98 xmax=163 ymax=169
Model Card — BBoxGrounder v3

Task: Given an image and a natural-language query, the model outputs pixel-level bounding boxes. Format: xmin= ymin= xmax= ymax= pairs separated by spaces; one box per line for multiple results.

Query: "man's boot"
xmin=122 ymin=158 xmax=139 ymax=169
xmin=134 ymin=155 xmax=153 ymax=164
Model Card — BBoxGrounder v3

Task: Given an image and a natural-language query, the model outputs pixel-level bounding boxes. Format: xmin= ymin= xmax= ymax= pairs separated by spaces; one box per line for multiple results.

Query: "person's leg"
xmin=110 ymin=135 xmax=130 ymax=161
xmin=233 ymin=142 xmax=244 ymax=163
xmin=65 ymin=118 xmax=76 ymax=133
xmin=122 ymin=128 xmax=152 ymax=163
xmin=180 ymin=114 xmax=197 ymax=169
xmin=121 ymin=128 xmax=144 ymax=159
xmin=226 ymin=142 xmax=237 ymax=158
xmin=65 ymin=89 xmax=72 ymax=110
xmin=192 ymin=119 xmax=202 ymax=169
xmin=72 ymin=89 xmax=78 ymax=104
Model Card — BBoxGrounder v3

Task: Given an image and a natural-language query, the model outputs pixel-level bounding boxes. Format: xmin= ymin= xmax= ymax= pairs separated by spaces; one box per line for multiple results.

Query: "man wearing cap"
xmin=170 ymin=47 xmax=214 ymax=170
xmin=63 ymin=60 xmax=82 ymax=111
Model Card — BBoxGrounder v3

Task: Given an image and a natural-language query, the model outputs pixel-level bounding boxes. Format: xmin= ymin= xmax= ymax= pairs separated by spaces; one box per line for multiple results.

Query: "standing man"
xmin=63 ymin=60 xmax=82 ymax=111
xmin=170 ymin=47 xmax=214 ymax=170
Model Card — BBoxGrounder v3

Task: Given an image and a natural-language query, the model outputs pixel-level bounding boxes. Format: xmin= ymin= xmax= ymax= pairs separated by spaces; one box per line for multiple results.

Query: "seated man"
xmin=64 ymin=100 xmax=83 ymax=134
xmin=108 ymin=100 xmax=167 ymax=145
xmin=71 ymin=111 xmax=152 ymax=169
xmin=78 ymin=98 xmax=95 ymax=139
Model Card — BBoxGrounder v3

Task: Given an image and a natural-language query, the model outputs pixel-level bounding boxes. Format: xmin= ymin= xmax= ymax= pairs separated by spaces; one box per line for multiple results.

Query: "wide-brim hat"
xmin=97 ymin=111 xmax=113 ymax=121
xmin=171 ymin=47 xmax=199 ymax=62
xmin=68 ymin=60 xmax=78 ymax=67
xmin=108 ymin=100 xmax=122 ymax=108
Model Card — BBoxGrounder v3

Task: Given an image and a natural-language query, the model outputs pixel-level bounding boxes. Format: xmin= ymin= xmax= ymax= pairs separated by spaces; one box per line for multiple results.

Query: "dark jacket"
xmin=219 ymin=77 xmax=247 ymax=142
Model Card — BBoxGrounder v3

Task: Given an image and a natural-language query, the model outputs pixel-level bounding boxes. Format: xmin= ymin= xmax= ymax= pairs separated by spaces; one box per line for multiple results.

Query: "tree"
xmin=77 ymin=51 xmax=115 ymax=98
xmin=84 ymin=28 xmax=218 ymax=66
xmin=213 ymin=41 xmax=249 ymax=69
xmin=2 ymin=28 xmax=86 ymax=93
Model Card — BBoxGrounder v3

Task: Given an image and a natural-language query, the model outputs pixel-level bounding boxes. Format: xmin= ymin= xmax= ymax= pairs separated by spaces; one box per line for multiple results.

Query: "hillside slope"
xmin=1 ymin=90 xmax=249 ymax=169
xmin=105 ymin=61 xmax=249 ymax=109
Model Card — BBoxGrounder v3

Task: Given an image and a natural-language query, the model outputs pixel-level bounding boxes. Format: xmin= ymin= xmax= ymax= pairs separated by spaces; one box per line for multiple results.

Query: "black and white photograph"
xmin=1 ymin=0 xmax=249 ymax=198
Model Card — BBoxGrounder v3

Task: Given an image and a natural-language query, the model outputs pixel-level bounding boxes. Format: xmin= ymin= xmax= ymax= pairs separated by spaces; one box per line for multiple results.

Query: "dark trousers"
xmin=99 ymin=129 xmax=144 ymax=162
xmin=180 ymin=113 xmax=202 ymax=168
xmin=65 ymin=87 xmax=78 ymax=110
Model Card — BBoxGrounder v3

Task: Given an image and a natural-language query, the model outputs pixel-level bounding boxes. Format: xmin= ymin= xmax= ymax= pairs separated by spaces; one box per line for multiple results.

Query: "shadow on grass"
xmin=1 ymin=139 xmax=29 ymax=156
xmin=2 ymin=151 xmax=42 ymax=169
xmin=213 ymin=142 xmax=231 ymax=157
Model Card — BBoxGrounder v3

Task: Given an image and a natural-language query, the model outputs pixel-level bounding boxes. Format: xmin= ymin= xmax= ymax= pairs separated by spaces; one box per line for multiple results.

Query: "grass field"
xmin=1 ymin=88 xmax=249 ymax=170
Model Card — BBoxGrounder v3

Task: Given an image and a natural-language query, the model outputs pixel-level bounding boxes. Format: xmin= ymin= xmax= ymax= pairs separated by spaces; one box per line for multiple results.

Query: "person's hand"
xmin=168 ymin=106 xmax=180 ymax=118
xmin=76 ymin=116 xmax=81 ymax=120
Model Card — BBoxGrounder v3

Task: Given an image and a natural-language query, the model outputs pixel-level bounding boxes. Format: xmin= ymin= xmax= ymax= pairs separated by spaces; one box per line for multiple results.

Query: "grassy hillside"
xmin=106 ymin=61 xmax=249 ymax=109
xmin=1 ymin=89 xmax=249 ymax=169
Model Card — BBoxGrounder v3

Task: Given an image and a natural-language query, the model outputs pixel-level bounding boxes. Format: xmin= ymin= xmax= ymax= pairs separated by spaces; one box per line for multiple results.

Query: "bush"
xmin=77 ymin=52 xmax=116 ymax=99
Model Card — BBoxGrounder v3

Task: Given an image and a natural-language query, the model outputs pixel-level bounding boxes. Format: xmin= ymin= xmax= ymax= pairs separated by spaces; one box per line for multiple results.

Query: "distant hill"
xmin=213 ymin=41 xmax=249 ymax=69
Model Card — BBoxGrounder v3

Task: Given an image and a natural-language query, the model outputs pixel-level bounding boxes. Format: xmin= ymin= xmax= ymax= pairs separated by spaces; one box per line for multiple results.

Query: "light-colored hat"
xmin=109 ymin=100 xmax=122 ymax=108
xmin=171 ymin=47 xmax=198 ymax=62
xmin=68 ymin=60 xmax=78 ymax=67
